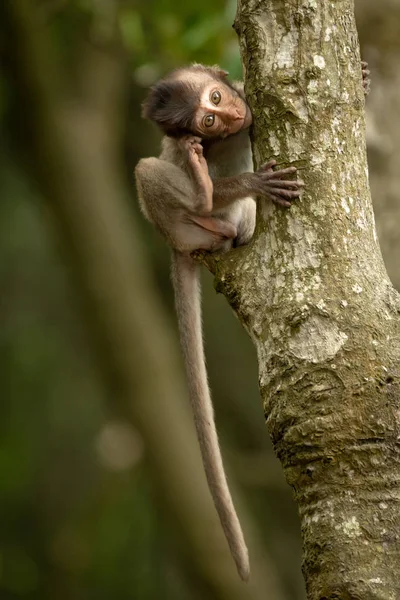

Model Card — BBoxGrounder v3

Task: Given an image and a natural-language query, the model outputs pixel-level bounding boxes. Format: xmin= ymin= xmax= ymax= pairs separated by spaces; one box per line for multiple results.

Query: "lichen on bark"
xmin=207 ymin=0 xmax=400 ymax=598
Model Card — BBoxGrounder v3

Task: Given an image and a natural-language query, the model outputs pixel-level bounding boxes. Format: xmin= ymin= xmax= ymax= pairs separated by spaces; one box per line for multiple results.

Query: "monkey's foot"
xmin=179 ymin=135 xmax=213 ymax=210
xmin=362 ymin=61 xmax=371 ymax=96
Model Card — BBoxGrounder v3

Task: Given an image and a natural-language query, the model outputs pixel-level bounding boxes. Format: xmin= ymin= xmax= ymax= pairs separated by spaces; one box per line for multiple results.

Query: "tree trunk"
xmin=210 ymin=0 xmax=400 ymax=597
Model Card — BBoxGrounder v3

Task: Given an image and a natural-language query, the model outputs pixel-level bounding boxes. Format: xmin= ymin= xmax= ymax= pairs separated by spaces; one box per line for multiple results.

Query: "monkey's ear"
xmin=206 ymin=64 xmax=229 ymax=79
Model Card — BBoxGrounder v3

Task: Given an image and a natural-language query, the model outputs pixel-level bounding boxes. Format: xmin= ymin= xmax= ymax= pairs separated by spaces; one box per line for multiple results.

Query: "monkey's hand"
xmin=178 ymin=135 xmax=213 ymax=213
xmin=253 ymin=160 xmax=304 ymax=208
xmin=362 ymin=61 xmax=371 ymax=96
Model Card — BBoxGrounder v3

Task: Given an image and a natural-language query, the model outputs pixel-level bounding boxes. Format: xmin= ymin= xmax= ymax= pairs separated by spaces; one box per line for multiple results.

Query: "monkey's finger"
xmin=268 ymin=193 xmax=292 ymax=208
xmin=182 ymin=135 xmax=203 ymax=151
xmin=268 ymin=166 xmax=297 ymax=179
xmin=188 ymin=148 xmax=201 ymax=165
xmin=273 ymin=188 xmax=302 ymax=200
xmin=188 ymin=135 xmax=202 ymax=144
xmin=259 ymin=160 xmax=277 ymax=171
xmin=262 ymin=179 xmax=305 ymax=189
xmin=192 ymin=143 xmax=204 ymax=155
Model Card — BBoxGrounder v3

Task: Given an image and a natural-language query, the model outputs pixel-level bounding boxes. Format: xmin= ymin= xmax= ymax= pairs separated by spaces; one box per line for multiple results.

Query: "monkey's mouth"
xmin=229 ymin=102 xmax=252 ymax=134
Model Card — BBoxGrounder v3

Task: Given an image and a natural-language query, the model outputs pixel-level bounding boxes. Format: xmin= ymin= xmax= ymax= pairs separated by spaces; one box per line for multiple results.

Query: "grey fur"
xmin=135 ymin=68 xmax=304 ymax=581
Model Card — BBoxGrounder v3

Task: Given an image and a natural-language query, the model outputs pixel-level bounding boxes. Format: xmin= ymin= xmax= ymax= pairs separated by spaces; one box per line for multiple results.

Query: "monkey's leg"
xmin=136 ymin=154 xmax=212 ymax=218
xmin=171 ymin=215 xmax=237 ymax=253
xmin=362 ymin=61 xmax=371 ymax=96
xmin=136 ymin=157 xmax=234 ymax=252
xmin=177 ymin=136 xmax=213 ymax=214
xmin=135 ymin=157 xmax=191 ymax=222
xmin=188 ymin=215 xmax=237 ymax=251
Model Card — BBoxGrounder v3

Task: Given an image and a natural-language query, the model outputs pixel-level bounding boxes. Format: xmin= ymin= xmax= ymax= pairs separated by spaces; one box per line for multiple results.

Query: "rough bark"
xmin=202 ymin=0 xmax=400 ymax=597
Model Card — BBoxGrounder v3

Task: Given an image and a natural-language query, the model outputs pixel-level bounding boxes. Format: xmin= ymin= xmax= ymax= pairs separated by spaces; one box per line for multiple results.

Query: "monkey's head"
xmin=142 ymin=64 xmax=252 ymax=139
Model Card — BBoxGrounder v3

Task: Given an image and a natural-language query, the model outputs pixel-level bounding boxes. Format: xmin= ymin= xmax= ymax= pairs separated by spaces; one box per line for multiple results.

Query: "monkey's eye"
xmin=204 ymin=114 xmax=215 ymax=127
xmin=211 ymin=90 xmax=221 ymax=105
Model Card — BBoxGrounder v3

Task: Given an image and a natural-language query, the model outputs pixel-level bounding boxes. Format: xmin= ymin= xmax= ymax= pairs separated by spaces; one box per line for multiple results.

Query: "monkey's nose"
xmin=229 ymin=110 xmax=242 ymax=121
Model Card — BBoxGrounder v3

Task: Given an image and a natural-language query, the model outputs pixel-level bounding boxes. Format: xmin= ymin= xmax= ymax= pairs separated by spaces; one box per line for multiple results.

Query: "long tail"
xmin=171 ymin=250 xmax=249 ymax=581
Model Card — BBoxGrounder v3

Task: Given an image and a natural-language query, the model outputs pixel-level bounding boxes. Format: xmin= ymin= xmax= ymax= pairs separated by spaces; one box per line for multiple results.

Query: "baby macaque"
xmin=135 ymin=61 xmax=370 ymax=580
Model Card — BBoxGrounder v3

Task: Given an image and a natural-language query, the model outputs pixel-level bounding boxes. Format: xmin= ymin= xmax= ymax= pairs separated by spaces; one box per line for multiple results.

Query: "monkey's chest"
xmin=205 ymin=132 xmax=253 ymax=179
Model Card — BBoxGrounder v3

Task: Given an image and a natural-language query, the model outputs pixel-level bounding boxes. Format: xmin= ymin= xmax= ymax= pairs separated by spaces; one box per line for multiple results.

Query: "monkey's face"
xmin=193 ymin=80 xmax=252 ymax=139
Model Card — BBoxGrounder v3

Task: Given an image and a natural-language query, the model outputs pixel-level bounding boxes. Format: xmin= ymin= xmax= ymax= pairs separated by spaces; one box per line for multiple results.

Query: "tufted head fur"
xmin=142 ymin=64 xmax=229 ymax=137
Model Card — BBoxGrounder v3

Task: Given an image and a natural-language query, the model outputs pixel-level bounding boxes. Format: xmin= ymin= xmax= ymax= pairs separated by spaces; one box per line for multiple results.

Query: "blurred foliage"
xmin=0 ymin=0 xmax=399 ymax=598
xmin=122 ymin=0 xmax=243 ymax=81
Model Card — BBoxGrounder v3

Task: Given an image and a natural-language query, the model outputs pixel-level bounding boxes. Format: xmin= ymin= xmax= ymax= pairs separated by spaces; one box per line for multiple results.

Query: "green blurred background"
xmin=0 ymin=1 xmax=399 ymax=598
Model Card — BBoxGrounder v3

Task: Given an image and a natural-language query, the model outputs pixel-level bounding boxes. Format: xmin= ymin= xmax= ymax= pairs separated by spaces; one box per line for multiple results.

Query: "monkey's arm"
xmin=136 ymin=141 xmax=241 ymax=252
xmin=212 ymin=160 xmax=304 ymax=209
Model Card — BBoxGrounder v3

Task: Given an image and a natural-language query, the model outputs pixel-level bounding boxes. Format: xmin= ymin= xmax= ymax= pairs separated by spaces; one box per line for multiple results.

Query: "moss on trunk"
xmin=210 ymin=0 xmax=400 ymax=597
